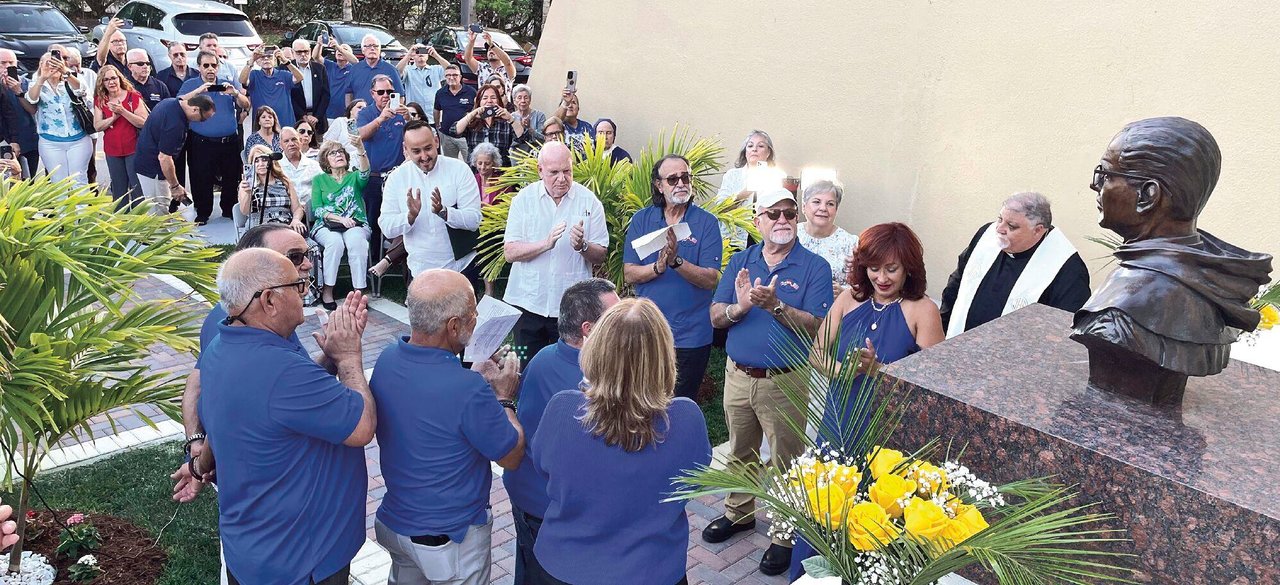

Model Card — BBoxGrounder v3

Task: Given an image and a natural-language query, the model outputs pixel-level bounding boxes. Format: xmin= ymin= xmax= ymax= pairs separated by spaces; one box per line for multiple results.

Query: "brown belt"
xmin=733 ymin=363 xmax=796 ymax=379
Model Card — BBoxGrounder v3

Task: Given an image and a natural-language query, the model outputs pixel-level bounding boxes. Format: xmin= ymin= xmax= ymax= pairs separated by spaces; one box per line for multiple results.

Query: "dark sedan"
xmin=286 ymin=21 xmax=407 ymax=63
xmin=0 ymin=1 xmax=93 ymax=73
xmin=421 ymin=26 xmax=532 ymax=86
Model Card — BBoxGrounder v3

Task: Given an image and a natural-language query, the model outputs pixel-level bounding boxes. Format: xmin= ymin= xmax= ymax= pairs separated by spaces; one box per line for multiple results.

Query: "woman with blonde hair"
xmin=238 ymin=143 xmax=305 ymax=232
xmin=92 ymin=64 xmax=148 ymax=207
xmin=531 ymin=298 xmax=712 ymax=585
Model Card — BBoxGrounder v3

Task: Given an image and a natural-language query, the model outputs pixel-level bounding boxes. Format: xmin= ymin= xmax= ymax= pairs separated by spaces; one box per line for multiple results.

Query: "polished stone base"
xmin=882 ymin=304 xmax=1280 ymax=585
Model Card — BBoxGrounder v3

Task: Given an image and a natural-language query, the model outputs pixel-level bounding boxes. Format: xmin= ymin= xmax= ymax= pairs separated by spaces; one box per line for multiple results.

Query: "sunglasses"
xmin=129 ymin=62 xmax=148 ymax=67
xmin=222 ymin=277 xmax=312 ymax=325
xmin=407 ymin=112 xmax=420 ymax=118
xmin=297 ymin=128 xmax=313 ymax=135
xmin=660 ymin=172 xmax=692 ymax=187
xmin=285 ymin=246 xmax=318 ymax=267
xmin=199 ymin=62 xmax=219 ymax=69
xmin=758 ymin=208 xmax=798 ymax=221
xmin=372 ymin=89 xmax=394 ymax=96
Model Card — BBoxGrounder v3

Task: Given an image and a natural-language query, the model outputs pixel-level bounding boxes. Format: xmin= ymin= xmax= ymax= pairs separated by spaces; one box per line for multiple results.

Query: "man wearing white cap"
xmin=704 ymin=187 xmax=834 ymax=575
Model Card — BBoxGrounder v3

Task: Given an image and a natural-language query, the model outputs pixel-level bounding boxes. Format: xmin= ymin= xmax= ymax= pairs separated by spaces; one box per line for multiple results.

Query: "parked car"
xmin=0 ymin=1 xmax=93 ymax=74
xmin=420 ymin=25 xmax=532 ymax=86
xmin=286 ymin=21 xmax=407 ymax=63
xmin=90 ymin=0 xmax=262 ymax=73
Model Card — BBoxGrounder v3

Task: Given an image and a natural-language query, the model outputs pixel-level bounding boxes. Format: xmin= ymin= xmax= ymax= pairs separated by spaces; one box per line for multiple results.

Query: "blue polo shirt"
xmin=247 ymin=68 xmax=297 ymax=127
xmin=196 ymin=303 xmax=302 ymax=369
xmin=323 ymin=59 xmax=353 ymax=118
xmin=180 ymin=77 xmax=238 ymax=138
xmin=372 ymin=338 xmax=519 ymax=541
xmin=346 ymin=59 xmax=402 ymax=113
xmin=434 ymin=85 xmax=475 ymax=138
xmin=502 ymin=340 xmax=583 ymax=518
xmin=198 ymin=324 xmax=366 ymax=585
xmin=357 ymin=104 xmax=405 ymax=173
xmin=532 ymin=391 xmax=711 ymax=585
xmin=713 ymin=243 xmax=834 ymax=369
xmin=134 ymin=98 xmax=190 ymax=178
xmin=624 ymin=205 xmax=723 ymax=348
xmin=132 ymin=76 xmax=171 ymax=111
xmin=156 ymin=65 xmax=198 ymax=98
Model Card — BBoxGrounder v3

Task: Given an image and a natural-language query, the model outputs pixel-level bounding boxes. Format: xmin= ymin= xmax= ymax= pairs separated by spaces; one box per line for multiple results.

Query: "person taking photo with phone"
xmin=314 ymin=38 xmax=355 ymax=125
xmin=241 ymin=45 xmax=304 ymax=128
xmin=26 ymin=49 xmax=90 ymax=186
xmin=397 ymin=42 xmax=448 ymax=115
xmin=455 ymin=84 xmax=524 ymax=166
xmin=95 ymin=18 xmax=132 ymax=76
xmin=0 ymin=49 xmax=39 ymax=177
xmin=357 ymin=74 xmax=409 ymax=247
xmin=464 ymin=30 xmax=515 ymax=95
xmin=181 ymin=50 xmax=250 ymax=222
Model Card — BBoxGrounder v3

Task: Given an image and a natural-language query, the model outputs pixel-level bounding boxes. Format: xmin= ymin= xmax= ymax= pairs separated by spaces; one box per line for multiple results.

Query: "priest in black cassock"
xmin=940 ymin=192 xmax=1091 ymax=338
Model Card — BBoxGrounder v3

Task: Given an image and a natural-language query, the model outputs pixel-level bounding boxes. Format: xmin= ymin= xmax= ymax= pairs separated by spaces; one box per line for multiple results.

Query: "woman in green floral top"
xmin=311 ymin=139 xmax=371 ymax=310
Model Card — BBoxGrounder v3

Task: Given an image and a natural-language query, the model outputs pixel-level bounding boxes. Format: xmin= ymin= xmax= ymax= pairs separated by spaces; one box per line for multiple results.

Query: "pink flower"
xmin=26 ymin=510 xmax=37 ymax=520
xmin=66 ymin=513 xmax=85 ymax=525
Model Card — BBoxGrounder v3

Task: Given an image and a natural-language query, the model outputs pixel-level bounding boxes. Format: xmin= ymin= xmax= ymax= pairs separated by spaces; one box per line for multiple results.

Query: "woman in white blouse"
xmin=797 ymin=180 xmax=860 ymax=299
xmin=716 ymin=129 xmax=783 ymax=246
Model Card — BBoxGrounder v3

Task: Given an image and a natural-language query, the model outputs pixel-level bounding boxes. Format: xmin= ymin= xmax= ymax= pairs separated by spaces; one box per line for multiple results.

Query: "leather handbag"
xmin=64 ymin=81 xmax=94 ymax=135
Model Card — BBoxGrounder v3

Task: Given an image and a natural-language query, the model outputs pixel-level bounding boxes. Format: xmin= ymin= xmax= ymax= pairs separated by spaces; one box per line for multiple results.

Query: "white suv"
xmin=91 ymin=0 xmax=262 ymax=72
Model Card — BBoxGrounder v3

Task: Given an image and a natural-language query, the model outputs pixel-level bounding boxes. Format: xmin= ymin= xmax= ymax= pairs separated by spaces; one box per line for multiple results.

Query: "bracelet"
xmin=724 ymin=304 xmax=741 ymax=324
xmin=652 ymin=262 xmax=661 ymax=275
xmin=498 ymin=399 xmax=516 ymax=411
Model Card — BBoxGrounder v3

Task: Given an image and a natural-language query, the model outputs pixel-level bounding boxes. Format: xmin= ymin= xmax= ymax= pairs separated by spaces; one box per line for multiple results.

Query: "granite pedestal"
xmin=882 ymin=303 xmax=1280 ymax=584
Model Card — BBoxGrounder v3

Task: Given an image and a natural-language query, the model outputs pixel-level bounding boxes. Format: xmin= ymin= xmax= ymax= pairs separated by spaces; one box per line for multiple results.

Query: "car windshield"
xmin=173 ymin=13 xmax=256 ymax=37
xmin=0 ymin=5 xmax=78 ymax=34
xmin=454 ymin=30 xmax=522 ymax=53
xmin=334 ymin=25 xmax=396 ymax=46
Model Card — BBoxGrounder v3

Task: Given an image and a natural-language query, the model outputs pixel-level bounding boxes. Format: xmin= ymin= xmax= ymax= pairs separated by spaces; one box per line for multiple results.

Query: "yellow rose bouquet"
xmin=671 ymin=318 xmax=1132 ymax=584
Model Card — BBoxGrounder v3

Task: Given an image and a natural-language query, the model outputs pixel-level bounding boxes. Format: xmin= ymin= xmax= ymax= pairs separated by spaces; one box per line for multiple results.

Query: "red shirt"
xmin=96 ymin=91 xmax=143 ymax=157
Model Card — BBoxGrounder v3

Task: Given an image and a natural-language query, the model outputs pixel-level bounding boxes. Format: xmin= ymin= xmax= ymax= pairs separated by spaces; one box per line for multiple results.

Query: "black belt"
xmin=409 ymin=534 xmax=450 ymax=546
xmin=734 ymin=363 xmax=797 ymax=379
xmin=192 ymin=133 xmax=238 ymax=144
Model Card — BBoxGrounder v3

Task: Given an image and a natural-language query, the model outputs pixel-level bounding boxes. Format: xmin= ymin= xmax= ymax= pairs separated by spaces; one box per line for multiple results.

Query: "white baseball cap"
xmin=755 ymin=188 xmax=796 ymax=212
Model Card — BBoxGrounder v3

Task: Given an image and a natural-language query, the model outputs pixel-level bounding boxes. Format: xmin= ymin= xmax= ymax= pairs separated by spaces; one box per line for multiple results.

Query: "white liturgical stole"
xmin=946 ymin=225 xmax=1078 ymax=339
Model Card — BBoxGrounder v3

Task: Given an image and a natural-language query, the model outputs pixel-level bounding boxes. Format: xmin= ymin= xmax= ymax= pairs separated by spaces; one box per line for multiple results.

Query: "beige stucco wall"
xmin=526 ymin=1 xmax=1278 ymax=296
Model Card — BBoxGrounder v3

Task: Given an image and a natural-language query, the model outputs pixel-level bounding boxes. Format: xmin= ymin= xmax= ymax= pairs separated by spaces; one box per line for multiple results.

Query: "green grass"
xmin=701 ymin=347 xmax=729 ymax=445
xmin=1 ymin=442 xmax=221 ymax=584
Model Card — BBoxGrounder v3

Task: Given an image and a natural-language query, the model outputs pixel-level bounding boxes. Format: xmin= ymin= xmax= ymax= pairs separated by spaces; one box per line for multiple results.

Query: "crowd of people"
xmin=0 ymin=15 xmax=1146 ymax=585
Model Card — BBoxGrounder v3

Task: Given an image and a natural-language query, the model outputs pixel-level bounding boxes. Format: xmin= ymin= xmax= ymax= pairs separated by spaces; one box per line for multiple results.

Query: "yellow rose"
xmin=790 ymin=460 xmax=827 ymax=492
xmin=903 ymin=497 xmax=950 ymax=543
xmin=806 ymin=483 xmax=849 ymax=530
xmin=829 ymin=464 xmax=863 ymax=494
xmin=1259 ymin=303 xmax=1279 ymax=331
xmin=847 ymin=501 xmax=901 ymax=551
xmin=868 ymin=473 xmax=918 ymax=518
xmin=867 ymin=447 xmax=905 ymax=480
xmin=906 ymin=461 xmax=949 ymax=495
xmin=939 ymin=504 xmax=989 ymax=550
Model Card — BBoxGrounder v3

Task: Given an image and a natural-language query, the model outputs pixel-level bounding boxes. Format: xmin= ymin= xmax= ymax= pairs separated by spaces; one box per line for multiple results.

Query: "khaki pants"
xmin=722 ymin=357 xmax=808 ymax=545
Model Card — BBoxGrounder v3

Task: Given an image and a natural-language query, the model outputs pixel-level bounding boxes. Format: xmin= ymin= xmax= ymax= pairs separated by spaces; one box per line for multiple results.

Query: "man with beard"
xmin=623 ymin=154 xmax=723 ymax=400
xmin=939 ymin=192 xmax=1090 ymax=338
xmin=380 ymin=119 xmax=482 ymax=276
xmin=704 ymin=188 xmax=833 ymax=576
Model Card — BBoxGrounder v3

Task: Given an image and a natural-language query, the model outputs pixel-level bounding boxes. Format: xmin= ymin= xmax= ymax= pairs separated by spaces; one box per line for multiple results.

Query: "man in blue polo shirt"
xmin=314 ymin=38 xmax=354 ymax=123
xmin=341 ymin=34 xmax=403 ymax=112
xmin=135 ymin=95 xmax=214 ymax=215
xmin=199 ymin=248 xmax=375 ymax=585
xmin=623 ymin=154 xmax=724 ymax=400
xmin=502 ymin=277 xmax=618 ymax=584
xmin=181 ymin=51 xmax=251 ymax=223
xmin=240 ymin=46 xmax=304 ymax=128
xmin=372 ymin=269 xmax=523 ymax=585
xmin=434 ymin=65 xmax=475 ymax=160
xmin=703 ymin=187 xmax=832 ymax=576
xmin=357 ymin=74 xmax=408 ymax=247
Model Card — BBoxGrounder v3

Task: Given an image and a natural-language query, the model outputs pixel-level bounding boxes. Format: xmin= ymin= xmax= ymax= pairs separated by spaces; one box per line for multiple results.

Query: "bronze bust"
xmin=1071 ymin=117 xmax=1273 ymax=405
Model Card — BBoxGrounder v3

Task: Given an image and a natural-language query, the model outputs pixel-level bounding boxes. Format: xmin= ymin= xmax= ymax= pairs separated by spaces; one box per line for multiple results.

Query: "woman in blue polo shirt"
xmin=531 ymin=298 xmax=712 ymax=585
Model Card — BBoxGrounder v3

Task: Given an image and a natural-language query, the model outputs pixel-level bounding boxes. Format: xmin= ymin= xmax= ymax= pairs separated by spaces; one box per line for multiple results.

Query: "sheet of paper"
xmin=464 ymin=295 xmax=522 ymax=363
xmin=629 ymin=223 xmax=693 ymax=259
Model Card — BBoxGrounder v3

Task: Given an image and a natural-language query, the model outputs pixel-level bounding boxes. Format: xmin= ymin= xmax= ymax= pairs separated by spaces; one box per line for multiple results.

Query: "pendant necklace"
xmin=869 ymin=297 xmax=902 ymax=331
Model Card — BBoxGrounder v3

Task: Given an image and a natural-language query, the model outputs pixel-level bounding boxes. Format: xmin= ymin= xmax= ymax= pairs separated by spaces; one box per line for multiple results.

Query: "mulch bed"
xmin=17 ymin=509 xmax=166 ymax=585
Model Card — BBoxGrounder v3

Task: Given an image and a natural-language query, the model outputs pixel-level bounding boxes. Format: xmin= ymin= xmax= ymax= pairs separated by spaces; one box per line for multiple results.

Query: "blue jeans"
xmin=512 ymin=504 xmax=554 ymax=585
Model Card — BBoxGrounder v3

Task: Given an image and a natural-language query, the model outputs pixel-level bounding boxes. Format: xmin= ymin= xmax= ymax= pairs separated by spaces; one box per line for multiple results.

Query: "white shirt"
xmin=297 ymin=61 xmax=314 ymax=108
xmin=502 ymin=181 xmax=608 ymax=317
xmin=280 ymin=155 xmax=322 ymax=210
xmin=380 ymin=155 xmax=481 ymax=274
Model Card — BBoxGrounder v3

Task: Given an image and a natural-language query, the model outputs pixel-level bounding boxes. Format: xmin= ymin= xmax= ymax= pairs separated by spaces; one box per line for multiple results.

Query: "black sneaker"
xmin=701 ymin=516 xmax=755 ymax=544
xmin=758 ymin=543 xmax=792 ymax=576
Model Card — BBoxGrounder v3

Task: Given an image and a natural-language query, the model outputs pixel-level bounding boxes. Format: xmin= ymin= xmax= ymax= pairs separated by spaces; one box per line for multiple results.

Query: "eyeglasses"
xmin=660 ymin=172 xmax=692 ymax=186
xmin=372 ymin=89 xmax=393 ymax=96
xmin=129 ymin=62 xmax=148 ymax=67
xmin=199 ymin=62 xmax=219 ymax=69
xmin=222 ymin=277 xmax=311 ymax=324
xmin=285 ymin=246 xmax=318 ymax=266
xmin=1091 ymin=164 xmax=1156 ymax=192
xmin=758 ymin=208 xmax=798 ymax=221
xmin=361 ymin=43 xmax=379 ymax=48
xmin=326 ymin=150 xmax=348 ymax=158
xmin=545 ymin=130 xmax=564 ymax=138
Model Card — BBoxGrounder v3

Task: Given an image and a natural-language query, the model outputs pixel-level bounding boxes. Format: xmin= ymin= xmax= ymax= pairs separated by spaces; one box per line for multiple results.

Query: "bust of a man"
xmin=1071 ymin=117 xmax=1273 ymax=405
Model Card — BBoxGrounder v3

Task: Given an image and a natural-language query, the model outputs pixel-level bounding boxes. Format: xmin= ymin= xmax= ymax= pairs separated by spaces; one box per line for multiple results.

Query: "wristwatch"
xmin=772 ymin=300 xmax=786 ymax=316
xmin=498 ymin=399 xmax=517 ymax=411
xmin=183 ymin=433 xmax=206 ymax=455
xmin=670 ymin=256 xmax=684 ymax=269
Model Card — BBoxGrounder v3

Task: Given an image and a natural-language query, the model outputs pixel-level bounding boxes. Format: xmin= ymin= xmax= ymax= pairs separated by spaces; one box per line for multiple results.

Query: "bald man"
xmin=127 ymin=48 xmax=170 ymax=111
xmin=371 ymin=269 xmax=523 ymax=584
xmin=502 ymin=142 xmax=609 ymax=366
xmin=289 ymin=38 xmax=329 ymax=134
xmin=199 ymin=247 xmax=374 ymax=585
xmin=95 ymin=18 xmax=131 ymax=75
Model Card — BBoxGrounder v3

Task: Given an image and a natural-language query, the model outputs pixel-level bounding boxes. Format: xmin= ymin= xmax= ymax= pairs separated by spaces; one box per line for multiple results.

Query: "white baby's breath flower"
xmin=76 ymin=555 xmax=97 ymax=566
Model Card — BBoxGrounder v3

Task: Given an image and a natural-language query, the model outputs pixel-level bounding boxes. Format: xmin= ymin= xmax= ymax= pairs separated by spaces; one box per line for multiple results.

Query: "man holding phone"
xmin=0 ymin=49 xmax=37 ymax=177
xmin=313 ymin=37 xmax=354 ymax=125
xmin=240 ymin=45 xmax=304 ymax=128
xmin=95 ymin=19 xmax=133 ymax=78
xmin=397 ymin=42 xmax=448 ymax=116
xmin=181 ymin=51 xmax=250 ymax=223
xmin=463 ymin=30 xmax=514 ymax=96
xmin=357 ymin=74 xmax=409 ymax=247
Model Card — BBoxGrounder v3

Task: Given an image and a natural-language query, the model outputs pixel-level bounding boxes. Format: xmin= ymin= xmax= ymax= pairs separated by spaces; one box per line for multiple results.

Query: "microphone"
xmin=267 ymin=151 xmax=284 ymax=161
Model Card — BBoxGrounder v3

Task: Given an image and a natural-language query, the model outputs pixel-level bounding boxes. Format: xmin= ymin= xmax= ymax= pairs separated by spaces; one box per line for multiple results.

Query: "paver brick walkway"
xmin=67 ymin=276 xmax=787 ymax=584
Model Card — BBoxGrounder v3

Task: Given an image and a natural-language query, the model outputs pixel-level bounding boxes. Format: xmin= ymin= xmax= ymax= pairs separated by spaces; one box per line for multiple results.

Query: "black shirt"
xmin=131 ymin=75 xmax=171 ymax=111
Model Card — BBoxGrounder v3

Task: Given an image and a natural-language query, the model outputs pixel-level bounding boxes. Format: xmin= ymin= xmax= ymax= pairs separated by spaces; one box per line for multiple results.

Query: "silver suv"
xmin=90 ymin=0 xmax=262 ymax=72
